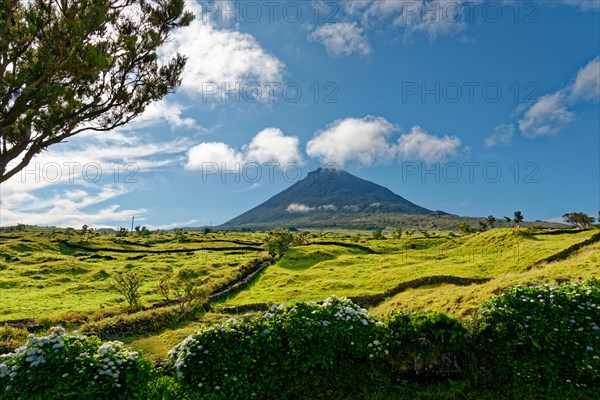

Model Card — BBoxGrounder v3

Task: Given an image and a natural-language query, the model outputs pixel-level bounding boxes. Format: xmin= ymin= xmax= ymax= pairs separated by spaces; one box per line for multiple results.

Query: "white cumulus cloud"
xmin=159 ymin=1 xmax=284 ymax=100
xmin=309 ymin=22 xmax=371 ymax=57
xmin=185 ymin=142 xmax=244 ymax=171
xmin=185 ymin=128 xmax=302 ymax=171
xmin=396 ymin=126 xmax=461 ymax=162
xmin=245 ymin=128 xmax=302 ymax=165
xmin=306 ymin=116 xmax=396 ymax=165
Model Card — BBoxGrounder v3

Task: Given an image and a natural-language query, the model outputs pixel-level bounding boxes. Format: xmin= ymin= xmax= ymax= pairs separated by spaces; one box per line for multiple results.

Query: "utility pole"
xmin=131 ymin=215 xmax=135 ymax=234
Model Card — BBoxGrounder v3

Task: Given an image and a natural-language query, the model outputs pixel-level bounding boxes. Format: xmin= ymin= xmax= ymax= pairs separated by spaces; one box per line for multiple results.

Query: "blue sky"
xmin=1 ymin=0 xmax=599 ymax=228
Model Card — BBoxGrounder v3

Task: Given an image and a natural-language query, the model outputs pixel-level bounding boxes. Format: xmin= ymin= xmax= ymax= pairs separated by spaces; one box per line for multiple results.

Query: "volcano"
xmin=220 ymin=168 xmax=447 ymax=229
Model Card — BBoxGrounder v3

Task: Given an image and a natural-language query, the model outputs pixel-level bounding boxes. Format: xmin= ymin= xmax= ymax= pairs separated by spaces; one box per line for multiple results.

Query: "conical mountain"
xmin=221 ymin=168 xmax=435 ymax=229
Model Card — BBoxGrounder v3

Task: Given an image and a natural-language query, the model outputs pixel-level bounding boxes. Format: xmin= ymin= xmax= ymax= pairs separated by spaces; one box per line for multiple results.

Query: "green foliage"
xmin=563 ymin=212 xmax=596 ymax=227
xmin=478 ymin=220 xmax=488 ymax=232
xmin=372 ymin=230 xmax=384 ymax=240
xmin=115 ymin=228 xmax=128 ymax=237
xmin=513 ymin=211 xmax=524 ymax=226
xmin=0 ymin=327 xmax=152 ymax=399
xmin=174 ymin=229 xmax=188 ymax=243
xmin=457 ymin=222 xmax=475 ymax=235
xmin=110 ymin=270 xmax=145 ymax=307
xmin=0 ymin=325 xmax=28 ymax=355
xmin=486 ymin=215 xmax=496 ymax=228
xmin=265 ymin=229 xmax=295 ymax=255
xmin=168 ymin=296 xmax=387 ymax=399
xmin=82 ymin=308 xmax=181 ymax=339
xmin=393 ymin=228 xmax=403 ymax=239
xmin=172 ymin=271 xmax=209 ymax=321
xmin=386 ymin=311 xmax=467 ymax=377
xmin=0 ymin=0 xmax=194 ymax=182
xmin=473 ymin=282 xmax=600 ymax=387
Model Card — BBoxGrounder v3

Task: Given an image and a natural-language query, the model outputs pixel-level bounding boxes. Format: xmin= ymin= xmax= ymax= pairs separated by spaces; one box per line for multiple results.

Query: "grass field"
xmin=221 ymin=228 xmax=599 ymax=317
xmin=0 ymin=229 xmax=266 ymax=320
xmin=1 ymin=225 xmax=598 ymax=363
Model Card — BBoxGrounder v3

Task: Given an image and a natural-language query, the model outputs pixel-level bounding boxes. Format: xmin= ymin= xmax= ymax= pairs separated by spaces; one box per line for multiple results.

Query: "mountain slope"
xmin=221 ymin=168 xmax=438 ymax=229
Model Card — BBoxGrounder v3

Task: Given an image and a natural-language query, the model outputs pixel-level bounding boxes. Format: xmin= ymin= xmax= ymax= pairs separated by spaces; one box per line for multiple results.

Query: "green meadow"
xmin=0 ymin=229 xmax=266 ymax=320
xmin=222 ymin=228 xmax=599 ymax=315
xmin=1 ymin=226 xmax=599 ymax=363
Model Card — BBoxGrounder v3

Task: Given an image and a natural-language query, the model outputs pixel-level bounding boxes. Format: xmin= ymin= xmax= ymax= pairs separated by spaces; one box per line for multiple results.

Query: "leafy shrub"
xmin=372 ymin=230 xmax=384 ymax=240
xmin=0 ymin=327 xmax=152 ymax=399
xmin=0 ymin=325 xmax=28 ymax=355
xmin=282 ymin=296 xmax=388 ymax=370
xmin=168 ymin=296 xmax=388 ymax=399
xmin=169 ymin=312 xmax=289 ymax=399
xmin=265 ymin=229 xmax=295 ymax=256
xmin=386 ymin=311 xmax=467 ymax=378
xmin=473 ymin=282 xmax=600 ymax=388
xmin=110 ymin=270 xmax=145 ymax=307
xmin=81 ymin=307 xmax=181 ymax=339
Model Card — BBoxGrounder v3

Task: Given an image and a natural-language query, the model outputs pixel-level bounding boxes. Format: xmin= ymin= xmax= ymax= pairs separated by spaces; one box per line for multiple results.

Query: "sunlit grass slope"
xmin=0 ymin=231 xmax=265 ymax=320
xmin=223 ymin=229 xmax=598 ymax=309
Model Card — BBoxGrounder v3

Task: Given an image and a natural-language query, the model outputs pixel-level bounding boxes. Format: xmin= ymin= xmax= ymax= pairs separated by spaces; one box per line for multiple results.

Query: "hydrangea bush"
xmin=0 ymin=327 xmax=152 ymax=400
xmin=385 ymin=311 xmax=467 ymax=377
xmin=474 ymin=282 xmax=600 ymax=387
xmin=281 ymin=295 xmax=388 ymax=370
xmin=168 ymin=295 xmax=388 ymax=399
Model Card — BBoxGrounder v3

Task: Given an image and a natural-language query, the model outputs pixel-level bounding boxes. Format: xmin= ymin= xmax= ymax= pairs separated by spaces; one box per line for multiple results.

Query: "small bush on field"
xmin=168 ymin=295 xmax=388 ymax=399
xmin=473 ymin=281 xmax=600 ymax=387
xmin=0 ymin=325 xmax=28 ymax=355
xmin=386 ymin=311 xmax=467 ymax=377
xmin=0 ymin=327 xmax=152 ymax=400
xmin=110 ymin=270 xmax=145 ymax=307
xmin=82 ymin=307 xmax=180 ymax=339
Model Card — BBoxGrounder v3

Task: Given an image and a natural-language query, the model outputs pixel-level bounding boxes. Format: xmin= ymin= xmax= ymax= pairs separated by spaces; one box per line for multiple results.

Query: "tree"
xmin=478 ymin=220 xmax=488 ymax=232
xmin=457 ymin=222 xmax=475 ymax=235
xmin=513 ymin=211 xmax=524 ymax=227
xmin=372 ymin=230 xmax=384 ymax=240
xmin=265 ymin=229 xmax=295 ymax=256
xmin=110 ymin=270 xmax=145 ymax=307
xmin=563 ymin=212 xmax=596 ymax=227
xmin=80 ymin=224 xmax=90 ymax=242
xmin=0 ymin=0 xmax=194 ymax=182
xmin=393 ymin=228 xmax=403 ymax=239
xmin=486 ymin=215 xmax=496 ymax=229
xmin=173 ymin=269 xmax=208 ymax=321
